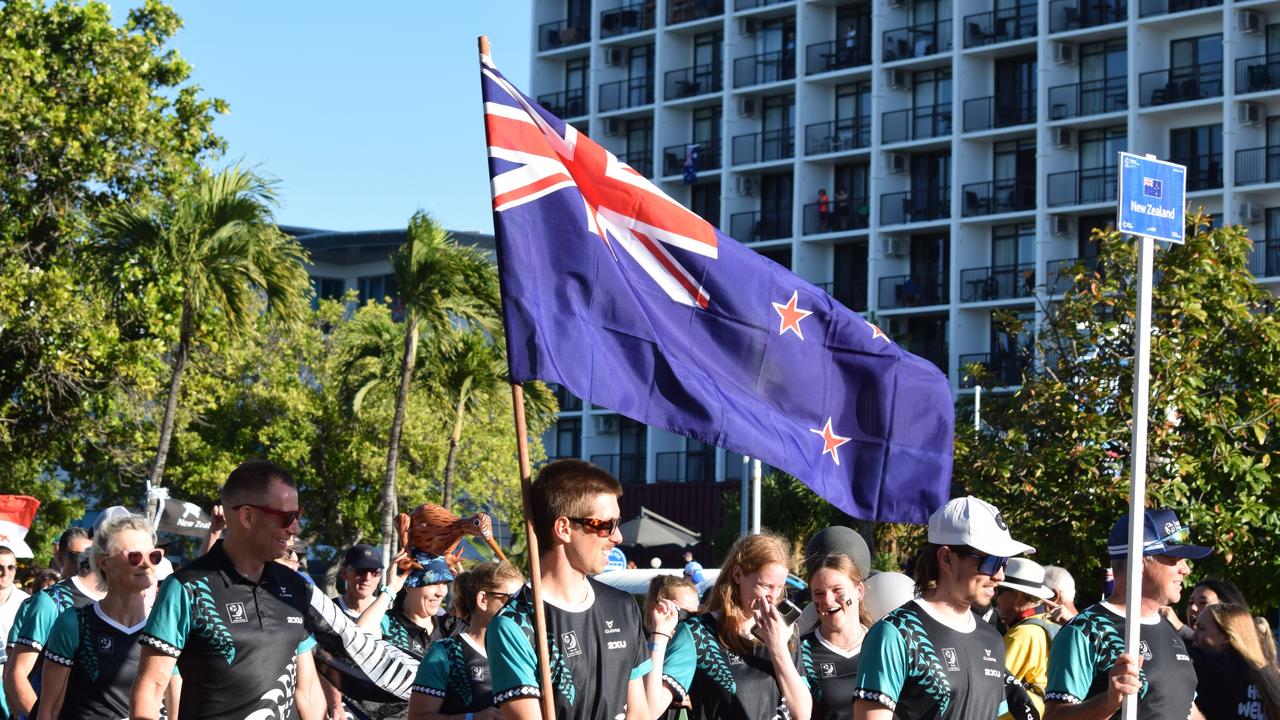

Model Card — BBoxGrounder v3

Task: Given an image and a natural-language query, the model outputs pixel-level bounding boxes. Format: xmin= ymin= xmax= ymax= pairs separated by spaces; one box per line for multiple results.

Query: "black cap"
xmin=342 ymin=544 xmax=383 ymax=570
xmin=805 ymin=526 xmax=872 ymax=579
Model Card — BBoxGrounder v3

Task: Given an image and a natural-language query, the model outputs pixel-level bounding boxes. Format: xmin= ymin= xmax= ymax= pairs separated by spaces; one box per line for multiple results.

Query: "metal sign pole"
xmin=750 ymin=458 xmax=762 ymax=534
xmin=740 ymin=455 xmax=750 ymax=536
xmin=974 ymin=385 xmax=981 ymax=430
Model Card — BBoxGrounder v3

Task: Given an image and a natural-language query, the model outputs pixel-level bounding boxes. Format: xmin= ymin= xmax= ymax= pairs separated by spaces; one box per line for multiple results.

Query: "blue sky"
xmin=142 ymin=2 xmax=533 ymax=234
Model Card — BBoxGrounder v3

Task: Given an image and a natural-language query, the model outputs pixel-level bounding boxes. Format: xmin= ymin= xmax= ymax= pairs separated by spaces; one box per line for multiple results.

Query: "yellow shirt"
xmin=1004 ymin=612 xmax=1053 ymax=694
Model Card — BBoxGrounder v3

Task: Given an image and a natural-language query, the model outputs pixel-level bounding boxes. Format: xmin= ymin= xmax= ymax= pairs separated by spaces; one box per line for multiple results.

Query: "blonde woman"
xmin=1192 ymin=603 xmax=1280 ymax=720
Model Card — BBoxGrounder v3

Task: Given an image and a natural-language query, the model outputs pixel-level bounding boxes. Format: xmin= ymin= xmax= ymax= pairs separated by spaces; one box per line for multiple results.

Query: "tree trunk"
xmin=441 ymin=378 xmax=471 ymax=510
xmin=381 ymin=314 xmax=420 ymax=574
xmin=146 ymin=302 xmax=193 ymax=516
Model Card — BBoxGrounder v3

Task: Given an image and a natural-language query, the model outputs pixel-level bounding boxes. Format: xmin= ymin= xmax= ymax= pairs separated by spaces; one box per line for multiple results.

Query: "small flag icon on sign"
xmin=1143 ymin=177 xmax=1162 ymax=199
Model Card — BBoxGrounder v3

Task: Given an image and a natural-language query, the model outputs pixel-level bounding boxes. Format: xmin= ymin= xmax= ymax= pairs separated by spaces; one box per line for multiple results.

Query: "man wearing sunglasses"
xmin=488 ymin=459 xmax=652 ymax=720
xmin=1044 ymin=508 xmax=1211 ymax=720
xmin=131 ymin=460 xmax=418 ymax=720
xmin=854 ymin=496 xmax=1035 ymax=720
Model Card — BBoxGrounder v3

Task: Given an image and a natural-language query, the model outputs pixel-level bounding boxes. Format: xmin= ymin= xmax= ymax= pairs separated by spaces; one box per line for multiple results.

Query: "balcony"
xmin=551 ymin=383 xmax=583 ymax=412
xmin=599 ymin=76 xmax=654 ymax=112
xmin=1048 ymin=78 xmax=1126 ymax=119
xmin=962 ymin=178 xmax=1035 ymax=217
xmin=732 ymin=129 xmax=795 ymax=164
xmin=663 ymin=141 xmax=722 ymax=176
xmin=804 ymin=119 xmax=871 ymax=154
xmin=959 ymin=352 xmax=1026 ymax=387
xmin=1048 ymin=256 xmax=1100 ymax=293
xmin=816 ymin=280 xmax=869 ymax=312
xmin=1047 ymin=167 xmax=1117 ymax=206
xmin=733 ymin=50 xmax=796 ymax=88
xmin=617 ymin=149 xmax=653 ymax=178
xmin=963 ymin=8 xmax=1036 ymax=47
xmin=960 ymin=264 xmax=1036 ymax=302
xmin=1235 ymin=147 xmax=1280 ymax=186
xmin=1175 ymin=154 xmax=1223 ymax=191
xmin=537 ymin=88 xmax=589 ymax=118
xmin=1236 ymin=55 xmax=1280 ymax=94
xmin=601 ymin=2 xmax=655 ymax=38
xmin=880 ymin=186 xmax=950 ymax=225
xmin=668 ymin=0 xmax=724 ymax=24
xmin=539 ymin=18 xmax=591 ymax=51
xmin=963 ymin=95 xmax=1035 ymax=132
xmin=878 ymin=272 xmax=948 ymax=308
xmin=802 ymin=196 xmax=870 ymax=234
xmin=736 ymin=0 xmax=792 ymax=8
xmin=882 ymin=104 xmax=953 ymax=144
xmin=1048 ymin=0 xmax=1126 ymax=32
xmin=655 ymin=450 xmax=717 ymax=483
xmin=1250 ymin=238 xmax=1280 ymax=278
xmin=805 ymin=39 xmax=871 ymax=74
xmin=884 ymin=20 xmax=953 ymax=61
xmin=1139 ymin=64 xmax=1223 ymax=107
xmin=590 ymin=452 xmax=645 ymax=484
xmin=664 ymin=63 xmax=722 ymax=99
xmin=1139 ymin=0 xmax=1220 ymax=17
xmin=730 ymin=209 xmax=792 ymax=241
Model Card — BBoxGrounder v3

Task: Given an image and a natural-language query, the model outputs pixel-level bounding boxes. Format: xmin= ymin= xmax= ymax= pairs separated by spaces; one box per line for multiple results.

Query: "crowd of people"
xmin=0 ymin=457 xmax=1277 ymax=720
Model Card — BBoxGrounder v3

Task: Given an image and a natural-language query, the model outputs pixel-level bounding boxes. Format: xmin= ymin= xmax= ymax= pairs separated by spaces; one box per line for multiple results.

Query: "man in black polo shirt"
xmin=129 ymin=460 xmax=417 ymax=720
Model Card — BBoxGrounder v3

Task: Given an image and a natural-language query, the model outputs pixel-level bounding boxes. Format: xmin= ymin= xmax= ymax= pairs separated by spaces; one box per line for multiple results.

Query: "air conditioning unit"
xmin=735 ymin=175 xmax=760 ymax=196
xmin=882 ymin=235 xmax=908 ymax=257
xmin=1052 ymin=42 xmax=1076 ymax=65
xmin=886 ymin=68 xmax=910 ymax=90
xmin=739 ymin=17 xmax=761 ymax=36
xmin=604 ymin=118 xmax=624 ymax=136
xmin=1239 ymin=9 xmax=1263 ymax=33
xmin=887 ymin=151 xmax=908 ymax=174
xmin=1238 ymin=102 xmax=1263 ymax=126
xmin=1051 ymin=215 xmax=1072 ymax=236
xmin=604 ymin=47 xmax=625 ymax=67
xmin=1241 ymin=201 xmax=1261 ymax=223
xmin=593 ymin=414 xmax=620 ymax=434
xmin=1052 ymin=127 xmax=1076 ymax=149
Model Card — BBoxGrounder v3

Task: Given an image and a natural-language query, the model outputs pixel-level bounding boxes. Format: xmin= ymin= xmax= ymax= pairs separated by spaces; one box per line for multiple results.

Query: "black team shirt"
xmin=802 ymin=629 xmax=861 ymax=720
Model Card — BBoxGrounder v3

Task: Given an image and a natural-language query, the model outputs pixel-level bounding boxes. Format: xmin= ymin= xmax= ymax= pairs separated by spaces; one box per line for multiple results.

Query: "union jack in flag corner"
xmin=479 ymin=55 xmax=953 ymax=523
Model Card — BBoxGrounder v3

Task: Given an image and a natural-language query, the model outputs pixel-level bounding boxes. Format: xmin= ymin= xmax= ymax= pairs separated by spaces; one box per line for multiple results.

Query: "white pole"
xmin=1121 ymin=233 xmax=1155 ymax=720
xmin=974 ymin=385 xmax=982 ymax=430
xmin=750 ymin=459 xmax=762 ymax=534
xmin=740 ymin=455 xmax=750 ymax=536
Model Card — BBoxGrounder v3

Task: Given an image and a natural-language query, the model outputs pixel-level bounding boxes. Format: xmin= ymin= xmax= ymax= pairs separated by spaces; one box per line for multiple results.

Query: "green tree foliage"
xmin=955 ymin=217 xmax=1280 ymax=610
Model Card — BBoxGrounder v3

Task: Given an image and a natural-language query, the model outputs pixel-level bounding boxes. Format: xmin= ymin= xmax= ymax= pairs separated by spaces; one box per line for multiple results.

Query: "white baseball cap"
xmin=995 ymin=558 xmax=1055 ymax=600
xmin=927 ymin=496 xmax=1034 ymax=558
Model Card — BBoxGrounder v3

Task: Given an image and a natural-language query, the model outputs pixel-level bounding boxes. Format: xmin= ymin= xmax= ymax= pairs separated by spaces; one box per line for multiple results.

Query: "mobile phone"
xmin=751 ymin=598 xmax=802 ymax=642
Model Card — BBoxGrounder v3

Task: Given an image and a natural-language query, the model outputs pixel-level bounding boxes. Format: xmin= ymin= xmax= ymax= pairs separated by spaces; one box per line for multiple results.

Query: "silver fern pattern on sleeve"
xmin=304 ymin=584 xmax=418 ymax=699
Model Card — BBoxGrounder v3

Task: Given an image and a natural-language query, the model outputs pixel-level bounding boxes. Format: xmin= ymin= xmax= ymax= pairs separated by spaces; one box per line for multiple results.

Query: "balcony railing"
xmin=736 ymin=0 xmax=791 ymax=8
xmin=804 ymin=119 xmax=871 ymax=154
xmin=663 ymin=141 xmax=722 ymax=176
xmin=884 ymin=20 xmax=953 ymax=61
xmin=963 ymin=7 xmax=1036 ymax=47
xmin=878 ymin=272 xmax=948 ymax=308
xmin=664 ymin=63 xmax=722 ymax=99
xmin=959 ymin=352 xmax=1026 ymax=387
xmin=668 ymin=0 xmax=723 ymax=24
xmin=1174 ymin=153 xmax=1223 ymax=191
xmin=1236 ymin=55 xmax=1280 ymax=94
xmin=1048 ymin=256 xmax=1101 ymax=293
xmin=1250 ymin=238 xmax=1280 ymax=278
xmin=655 ymin=450 xmax=717 ymax=483
xmin=962 ymin=178 xmax=1036 ymax=216
xmin=617 ymin=149 xmax=653 ymax=178
xmin=733 ymin=50 xmax=796 ymax=88
xmin=805 ymin=39 xmax=871 ymax=74
xmin=816 ymin=280 xmax=868 ymax=311
xmin=1048 ymin=0 xmax=1126 ymax=32
xmin=802 ymin=196 xmax=870 ymax=234
xmin=551 ymin=383 xmax=583 ymax=412
xmin=590 ymin=452 xmax=646 ymax=484
xmin=963 ymin=95 xmax=1035 ymax=131
xmin=599 ymin=76 xmax=655 ymax=112
xmin=1139 ymin=63 xmax=1223 ymax=106
xmin=539 ymin=17 xmax=591 ymax=51
xmin=882 ymin=103 xmax=953 ymax=143
xmin=1139 ymin=0 xmax=1219 ymax=17
xmin=731 ymin=129 xmax=794 ymax=164
xmin=1047 ymin=167 xmax=1117 ymax=206
xmin=960 ymin=264 xmax=1036 ymax=302
xmin=601 ymin=2 xmax=656 ymax=38
xmin=730 ymin=210 xmax=792 ymax=241
xmin=537 ymin=88 xmax=589 ymax=118
xmin=1048 ymin=77 xmax=1126 ymax=119
xmin=1235 ymin=147 xmax=1280 ymax=186
xmin=880 ymin=186 xmax=950 ymax=225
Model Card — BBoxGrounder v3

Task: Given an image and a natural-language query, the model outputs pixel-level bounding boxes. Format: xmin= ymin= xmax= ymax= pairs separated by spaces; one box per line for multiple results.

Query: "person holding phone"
xmin=648 ymin=532 xmax=812 ymax=720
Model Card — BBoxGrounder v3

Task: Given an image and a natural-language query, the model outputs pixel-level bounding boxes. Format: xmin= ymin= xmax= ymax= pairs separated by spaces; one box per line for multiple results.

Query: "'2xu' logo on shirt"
xmin=942 ymin=647 xmax=960 ymax=672
xmin=562 ymin=630 xmax=582 ymax=657
xmin=226 ymin=602 xmax=249 ymax=624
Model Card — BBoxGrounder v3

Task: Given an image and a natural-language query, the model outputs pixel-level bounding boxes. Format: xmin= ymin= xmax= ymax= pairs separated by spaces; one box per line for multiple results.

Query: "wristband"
xmin=379 ymin=585 xmax=395 ymax=599
xmin=650 ymin=631 xmax=672 ymax=640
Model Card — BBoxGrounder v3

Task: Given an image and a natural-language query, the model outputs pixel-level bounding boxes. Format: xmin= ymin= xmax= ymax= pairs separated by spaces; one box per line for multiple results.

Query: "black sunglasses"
xmin=567 ymin=516 xmax=621 ymax=537
xmin=950 ymin=547 xmax=1010 ymax=577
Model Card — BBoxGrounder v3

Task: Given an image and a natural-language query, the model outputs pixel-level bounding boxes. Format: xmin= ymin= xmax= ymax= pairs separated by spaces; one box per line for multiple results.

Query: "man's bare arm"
xmin=129 ymin=645 xmax=178 ymax=720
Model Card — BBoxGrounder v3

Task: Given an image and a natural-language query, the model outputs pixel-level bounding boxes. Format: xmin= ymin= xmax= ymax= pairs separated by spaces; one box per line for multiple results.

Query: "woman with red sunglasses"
xmin=35 ymin=513 xmax=180 ymax=719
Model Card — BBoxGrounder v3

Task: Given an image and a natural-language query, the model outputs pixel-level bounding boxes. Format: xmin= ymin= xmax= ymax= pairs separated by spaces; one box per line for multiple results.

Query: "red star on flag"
xmin=866 ymin=320 xmax=890 ymax=343
xmin=772 ymin=290 xmax=813 ymax=340
xmin=809 ymin=418 xmax=852 ymax=466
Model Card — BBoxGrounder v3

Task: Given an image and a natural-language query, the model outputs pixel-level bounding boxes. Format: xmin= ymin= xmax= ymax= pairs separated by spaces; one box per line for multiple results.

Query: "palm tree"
xmin=99 ymin=167 xmax=311 ymax=499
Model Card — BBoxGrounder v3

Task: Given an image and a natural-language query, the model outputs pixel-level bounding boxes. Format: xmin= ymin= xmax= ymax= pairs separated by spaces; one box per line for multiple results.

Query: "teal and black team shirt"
xmin=42 ymin=602 xmax=152 ymax=720
xmin=412 ymin=633 xmax=495 ymax=715
xmin=853 ymin=599 xmax=1008 ymax=719
xmin=662 ymin=612 xmax=807 ymax=720
xmin=1045 ymin=603 xmax=1196 ymax=720
xmin=801 ymin=629 xmax=861 ymax=720
xmin=141 ymin=541 xmax=418 ymax=720
xmin=7 ymin=577 xmax=96 ymax=652
xmin=488 ymin=578 xmax=651 ymax=720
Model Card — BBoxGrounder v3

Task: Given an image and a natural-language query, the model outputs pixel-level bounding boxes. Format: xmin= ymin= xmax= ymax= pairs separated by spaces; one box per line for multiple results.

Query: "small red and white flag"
xmin=0 ymin=495 xmax=41 ymax=558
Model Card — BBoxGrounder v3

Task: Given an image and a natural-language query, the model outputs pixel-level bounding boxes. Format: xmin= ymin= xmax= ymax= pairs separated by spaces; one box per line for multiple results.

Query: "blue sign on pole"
xmin=1117 ymin=152 xmax=1187 ymax=244
xmin=603 ymin=546 xmax=627 ymax=572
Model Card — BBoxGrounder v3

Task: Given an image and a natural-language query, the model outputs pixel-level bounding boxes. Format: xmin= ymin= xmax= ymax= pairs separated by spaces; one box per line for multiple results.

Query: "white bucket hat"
xmin=995 ymin=557 xmax=1055 ymax=600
